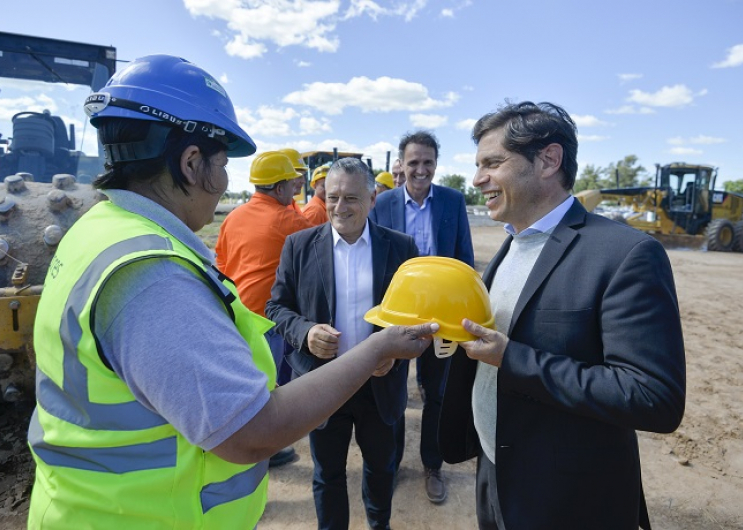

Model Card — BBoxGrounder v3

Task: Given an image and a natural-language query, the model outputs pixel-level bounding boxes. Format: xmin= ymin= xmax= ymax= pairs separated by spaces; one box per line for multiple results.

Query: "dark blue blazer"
xmin=438 ymin=200 xmax=686 ymax=529
xmin=265 ymin=221 xmax=419 ymax=425
xmin=369 ymin=183 xmax=474 ymax=267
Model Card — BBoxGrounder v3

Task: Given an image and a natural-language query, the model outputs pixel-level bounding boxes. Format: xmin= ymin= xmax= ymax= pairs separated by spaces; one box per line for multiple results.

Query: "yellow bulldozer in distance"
xmin=575 ymin=162 xmax=743 ymax=252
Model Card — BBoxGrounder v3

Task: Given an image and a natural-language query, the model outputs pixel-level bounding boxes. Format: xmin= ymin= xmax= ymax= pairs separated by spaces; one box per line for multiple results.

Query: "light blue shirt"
xmin=504 ymin=195 xmax=575 ymax=236
xmin=403 ymin=184 xmax=435 ymax=256
xmin=331 ymin=221 xmax=374 ymax=356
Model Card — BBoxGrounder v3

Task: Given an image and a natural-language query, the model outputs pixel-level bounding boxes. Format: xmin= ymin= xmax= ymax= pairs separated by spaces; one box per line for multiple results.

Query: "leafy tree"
xmin=438 ymin=174 xmax=466 ymax=194
xmin=723 ymin=179 xmax=743 ymax=194
xmin=602 ymin=155 xmax=650 ymax=188
xmin=465 ymin=186 xmax=485 ymax=206
xmin=573 ymin=164 xmax=605 ymax=192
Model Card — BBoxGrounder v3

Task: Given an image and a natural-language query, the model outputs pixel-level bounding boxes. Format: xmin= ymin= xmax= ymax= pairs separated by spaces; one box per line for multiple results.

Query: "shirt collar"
xmin=101 ymin=189 xmax=215 ymax=264
xmin=403 ymin=182 xmax=434 ymax=205
xmin=332 ymin=220 xmax=371 ymax=247
xmin=505 ymin=195 xmax=575 ymax=237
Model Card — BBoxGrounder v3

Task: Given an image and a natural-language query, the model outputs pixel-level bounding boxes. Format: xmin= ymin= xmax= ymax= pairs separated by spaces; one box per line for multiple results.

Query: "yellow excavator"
xmin=575 ymin=162 xmax=743 ymax=252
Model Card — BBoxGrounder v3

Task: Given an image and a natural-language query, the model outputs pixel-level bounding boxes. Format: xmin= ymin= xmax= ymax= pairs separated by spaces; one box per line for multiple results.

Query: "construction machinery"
xmin=575 ymin=162 xmax=743 ymax=252
xmin=0 ymin=32 xmax=115 ymax=402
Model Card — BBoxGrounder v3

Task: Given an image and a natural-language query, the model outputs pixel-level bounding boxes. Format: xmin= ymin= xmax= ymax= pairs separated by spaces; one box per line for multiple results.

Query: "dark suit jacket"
xmin=439 ymin=200 xmax=686 ymax=529
xmin=369 ymin=183 xmax=475 ymax=267
xmin=265 ymin=221 xmax=419 ymax=425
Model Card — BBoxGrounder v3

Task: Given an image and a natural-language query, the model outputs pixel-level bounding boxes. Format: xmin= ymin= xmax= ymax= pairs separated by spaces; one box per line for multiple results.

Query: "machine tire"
xmin=706 ymin=219 xmax=736 ymax=252
xmin=733 ymin=220 xmax=743 ymax=253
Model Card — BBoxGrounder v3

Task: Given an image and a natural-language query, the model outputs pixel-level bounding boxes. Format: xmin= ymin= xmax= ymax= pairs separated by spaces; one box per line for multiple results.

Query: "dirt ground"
xmin=2 ymin=222 xmax=742 ymax=529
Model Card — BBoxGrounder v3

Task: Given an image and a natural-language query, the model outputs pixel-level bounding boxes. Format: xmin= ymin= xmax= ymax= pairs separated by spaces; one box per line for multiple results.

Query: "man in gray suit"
xmin=266 ymin=158 xmax=419 ymax=530
xmin=439 ymin=101 xmax=686 ymax=529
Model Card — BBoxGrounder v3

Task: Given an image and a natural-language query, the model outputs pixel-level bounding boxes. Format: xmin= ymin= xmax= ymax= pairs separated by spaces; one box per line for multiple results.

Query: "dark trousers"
xmin=394 ymin=346 xmax=450 ymax=471
xmin=310 ymin=380 xmax=396 ymax=530
xmin=476 ymin=450 xmax=505 ymax=530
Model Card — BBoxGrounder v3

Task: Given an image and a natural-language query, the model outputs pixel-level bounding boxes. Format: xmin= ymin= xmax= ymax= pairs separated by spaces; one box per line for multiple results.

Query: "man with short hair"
xmin=391 ymin=159 xmax=406 ymax=188
xmin=216 ymin=150 xmax=313 ymax=467
xmin=439 ymin=101 xmax=686 ymax=529
xmin=267 ymin=158 xmax=419 ymax=530
xmin=370 ymin=130 xmax=474 ymax=504
xmin=303 ymin=164 xmax=330 ymax=226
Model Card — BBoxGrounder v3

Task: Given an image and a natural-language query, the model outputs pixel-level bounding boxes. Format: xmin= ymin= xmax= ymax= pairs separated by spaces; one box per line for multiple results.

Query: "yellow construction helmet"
xmin=375 ymin=171 xmax=394 ymax=189
xmin=364 ymin=257 xmax=495 ymax=357
xmin=278 ymin=148 xmax=308 ymax=172
xmin=249 ymin=152 xmax=297 ymax=186
xmin=310 ymin=164 xmax=331 ymax=189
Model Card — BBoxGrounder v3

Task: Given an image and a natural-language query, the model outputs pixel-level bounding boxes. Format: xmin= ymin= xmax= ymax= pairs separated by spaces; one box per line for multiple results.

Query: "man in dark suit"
xmin=370 ymin=130 xmax=474 ymax=503
xmin=266 ymin=158 xmax=419 ymax=530
xmin=439 ymin=101 xmax=686 ymax=529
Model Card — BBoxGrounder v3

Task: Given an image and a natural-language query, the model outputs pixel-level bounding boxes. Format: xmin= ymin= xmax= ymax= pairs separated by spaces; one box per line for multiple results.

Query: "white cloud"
xmin=669 ymin=147 xmax=703 ymax=156
xmin=185 ymin=0 xmax=436 ymax=58
xmin=299 ymin=116 xmax=332 ymax=135
xmin=219 ymin=73 xmax=229 ymax=84
xmin=627 ymin=84 xmax=705 ymax=108
xmin=235 ymin=105 xmax=333 ymax=137
xmin=441 ymin=8 xmax=454 ymax=17
xmin=453 ymin=152 xmax=475 ymax=164
xmin=283 ymin=76 xmax=458 ymax=114
xmin=712 ymin=43 xmax=743 ymax=68
xmin=571 ymin=114 xmax=608 ymax=127
xmin=618 ymin=73 xmax=643 ymax=83
xmin=410 ymin=113 xmax=448 ymax=128
xmin=184 ymin=0 xmax=341 ymax=59
xmin=296 ymin=60 xmax=312 ymax=67
xmin=667 ymin=135 xmax=726 ymax=146
xmin=577 ymin=134 xmax=609 ymax=142
xmin=456 ymin=118 xmax=477 ymax=131
xmin=0 ymin=94 xmax=58 ymax=120
xmin=605 ymin=105 xmax=655 ymax=115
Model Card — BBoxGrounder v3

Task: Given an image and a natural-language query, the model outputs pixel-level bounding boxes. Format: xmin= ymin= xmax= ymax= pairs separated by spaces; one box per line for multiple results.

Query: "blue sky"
xmin=2 ymin=0 xmax=742 ymax=192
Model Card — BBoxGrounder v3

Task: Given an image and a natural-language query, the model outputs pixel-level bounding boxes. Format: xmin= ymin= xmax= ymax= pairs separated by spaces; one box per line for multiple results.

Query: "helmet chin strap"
xmin=434 ymin=338 xmax=458 ymax=358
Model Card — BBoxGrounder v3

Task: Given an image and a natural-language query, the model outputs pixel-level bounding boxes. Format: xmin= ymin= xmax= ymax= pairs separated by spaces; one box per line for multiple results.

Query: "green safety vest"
xmin=28 ymin=200 xmax=277 ymax=529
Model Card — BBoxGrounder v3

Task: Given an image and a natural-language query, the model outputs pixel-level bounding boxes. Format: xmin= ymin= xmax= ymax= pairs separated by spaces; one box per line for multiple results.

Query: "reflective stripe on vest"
xmin=29 ymin=201 xmax=274 ymax=527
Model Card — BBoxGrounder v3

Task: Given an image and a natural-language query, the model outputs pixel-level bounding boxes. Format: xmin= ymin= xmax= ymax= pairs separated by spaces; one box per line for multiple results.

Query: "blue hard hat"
xmin=84 ymin=54 xmax=256 ymax=157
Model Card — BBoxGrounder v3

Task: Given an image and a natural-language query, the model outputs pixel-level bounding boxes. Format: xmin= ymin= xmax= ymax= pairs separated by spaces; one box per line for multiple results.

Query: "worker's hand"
xmin=372 ymin=358 xmax=394 ymax=377
xmin=308 ymin=324 xmax=341 ymax=359
xmin=373 ymin=322 xmax=438 ymax=360
xmin=459 ymin=318 xmax=507 ymax=367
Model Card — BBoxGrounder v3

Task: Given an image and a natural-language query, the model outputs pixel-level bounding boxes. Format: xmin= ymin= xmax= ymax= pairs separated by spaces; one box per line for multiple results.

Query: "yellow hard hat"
xmin=249 ymin=152 xmax=297 ymax=186
xmin=310 ymin=164 xmax=330 ymax=189
xmin=278 ymin=148 xmax=308 ymax=171
xmin=375 ymin=171 xmax=394 ymax=189
xmin=364 ymin=257 xmax=495 ymax=345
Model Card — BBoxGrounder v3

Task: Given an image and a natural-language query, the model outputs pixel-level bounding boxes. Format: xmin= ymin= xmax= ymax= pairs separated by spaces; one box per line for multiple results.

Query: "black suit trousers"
xmin=310 ymin=380 xmax=396 ymax=530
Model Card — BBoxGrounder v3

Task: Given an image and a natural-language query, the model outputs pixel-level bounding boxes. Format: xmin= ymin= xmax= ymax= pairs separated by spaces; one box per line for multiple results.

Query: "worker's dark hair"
xmin=398 ymin=130 xmax=440 ymax=161
xmin=93 ymin=118 xmax=226 ymax=195
xmin=472 ymin=101 xmax=578 ymax=190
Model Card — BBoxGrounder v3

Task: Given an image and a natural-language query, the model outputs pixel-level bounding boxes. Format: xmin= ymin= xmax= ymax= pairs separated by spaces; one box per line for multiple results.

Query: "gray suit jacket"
xmin=439 ymin=200 xmax=686 ymax=529
xmin=266 ymin=221 xmax=419 ymax=424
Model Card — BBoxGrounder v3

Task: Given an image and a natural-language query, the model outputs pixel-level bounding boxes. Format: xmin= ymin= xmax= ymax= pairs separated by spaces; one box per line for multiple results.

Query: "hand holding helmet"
xmin=364 ymin=257 xmax=495 ymax=358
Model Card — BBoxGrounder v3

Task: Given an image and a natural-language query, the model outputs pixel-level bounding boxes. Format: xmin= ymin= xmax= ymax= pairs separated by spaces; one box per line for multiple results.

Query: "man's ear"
xmin=538 ymin=143 xmax=563 ymax=179
xmin=180 ymin=145 xmax=202 ymax=186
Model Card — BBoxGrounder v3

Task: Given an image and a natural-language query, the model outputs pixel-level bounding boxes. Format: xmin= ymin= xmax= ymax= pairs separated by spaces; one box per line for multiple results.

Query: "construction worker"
xmin=375 ymin=171 xmax=395 ymax=195
xmin=216 ymin=151 xmax=314 ymax=467
xmin=303 ymin=163 xmax=330 ymax=225
xmin=279 ymin=147 xmax=307 ymax=214
xmin=27 ymin=54 xmax=436 ymax=529
xmin=391 ymin=159 xmax=406 ymax=188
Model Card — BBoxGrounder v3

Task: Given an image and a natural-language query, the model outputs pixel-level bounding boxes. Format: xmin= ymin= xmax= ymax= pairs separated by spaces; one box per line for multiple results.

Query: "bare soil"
xmin=2 ymin=223 xmax=742 ymax=529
